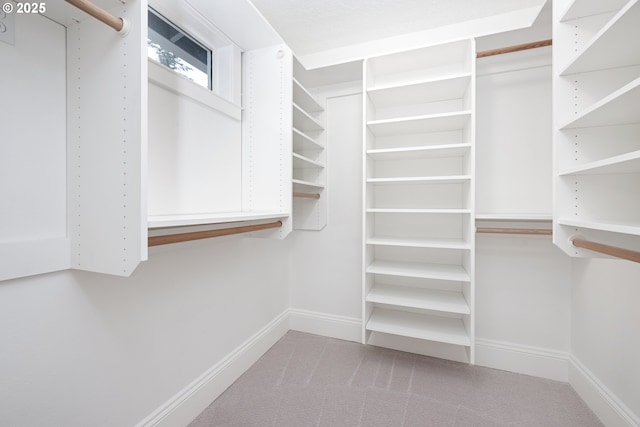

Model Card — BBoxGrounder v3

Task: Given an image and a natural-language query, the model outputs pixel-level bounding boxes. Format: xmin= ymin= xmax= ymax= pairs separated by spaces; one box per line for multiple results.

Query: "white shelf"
xmin=367 ymin=175 xmax=470 ymax=185
xmin=367 ymin=111 xmax=471 ymax=137
xmin=367 ymin=74 xmax=471 ymax=109
xmin=148 ymin=211 xmax=288 ymax=228
xmin=293 ymin=153 xmax=324 ymax=169
xmin=367 ymin=208 xmax=471 ymax=214
xmin=293 ymin=78 xmax=323 ymax=113
xmin=561 ymin=77 xmax=640 ymax=129
xmin=475 ymin=213 xmax=553 ymax=222
xmin=293 ymin=103 xmax=324 ymax=132
xmin=561 ymin=0 xmax=640 ymax=74
xmin=558 ymin=218 xmax=640 ymax=235
xmin=367 ymin=260 xmax=470 ymax=282
xmin=367 ymin=236 xmax=470 ymax=249
xmin=366 ymin=308 xmax=470 ymax=347
xmin=293 ymin=128 xmax=323 ymax=151
xmin=292 ymin=179 xmax=325 ymax=189
xmin=560 ymin=0 xmax=629 ymax=21
xmin=367 ymin=143 xmax=471 ymax=160
xmin=559 ymin=150 xmax=640 ymax=175
xmin=367 ymin=284 xmax=470 ymax=315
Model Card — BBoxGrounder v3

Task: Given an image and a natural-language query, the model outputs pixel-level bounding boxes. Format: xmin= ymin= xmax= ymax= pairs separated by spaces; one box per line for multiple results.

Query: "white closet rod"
xmin=148 ymin=220 xmax=283 ymax=247
xmin=476 ymin=228 xmax=552 ymax=236
xmin=572 ymin=238 xmax=640 ymax=263
xmin=65 ymin=0 xmax=124 ymax=32
xmin=477 ymin=39 xmax=552 ymax=58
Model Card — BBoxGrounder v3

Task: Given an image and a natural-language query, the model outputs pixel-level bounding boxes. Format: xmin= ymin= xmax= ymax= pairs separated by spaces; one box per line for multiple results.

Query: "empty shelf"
xmin=367 ymin=111 xmax=471 ymax=136
xmin=561 ymin=77 xmax=640 ymax=129
xmin=367 ymin=176 xmax=471 ymax=185
xmin=148 ymin=211 xmax=288 ymax=228
xmin=561 ymin=0 xmax=640 ymax=74
xmin=559 ymin=150 xmax=640 ymax=175
xmin=367 ymin=260 xmax=470 ymax=282
xmin=367 ymin=74 xmax=471 ymax=109
xmin=293 ymin=103 xmax=324 ymax=132
xmin=367 ymin=284 xmax=470 ymax=315
xmin=293 ymin=78 xmax=323 ymax=113
xmin=367 ymin=208 xmax=471 ymax=214
xmin=558 ymin=218 xmax=640 ymax=235
xmin=560 ymin=0 xmax=629 ymax=21
xmin=367 ymin=143 xmax=471 ymax=160
xmin=293 ymin=179 xmax=325 ymax=189
xmin=293 ymin=153 xmax=324 ymax=169
xmin=366 ymin=308 xmax=470 ymax=347
xmin=366 ymin=236 xmax=470 ymax=250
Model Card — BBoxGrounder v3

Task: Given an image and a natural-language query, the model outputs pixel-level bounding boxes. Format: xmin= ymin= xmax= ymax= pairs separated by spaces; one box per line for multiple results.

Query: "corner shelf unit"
xmin=291 ymin=58 xmax=327 ymax=230
xmin=362 ymin=38 xmax=476 ymax=363
xmin=553 ymin=0 xmax=640 ymax=257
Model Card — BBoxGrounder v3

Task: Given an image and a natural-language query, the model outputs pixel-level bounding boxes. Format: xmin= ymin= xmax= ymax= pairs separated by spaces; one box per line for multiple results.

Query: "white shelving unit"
xmin=362 ymin=38 xmax=476 ymax=363
xmin=291 ymin=57 xmax=327 ymax=230
xmin=553 ymin=0 xmax=640 ymax=257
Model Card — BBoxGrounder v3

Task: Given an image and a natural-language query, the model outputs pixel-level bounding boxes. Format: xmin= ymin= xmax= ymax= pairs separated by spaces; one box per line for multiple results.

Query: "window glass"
xmin=147 ymin=7 xmax=212 ymax=90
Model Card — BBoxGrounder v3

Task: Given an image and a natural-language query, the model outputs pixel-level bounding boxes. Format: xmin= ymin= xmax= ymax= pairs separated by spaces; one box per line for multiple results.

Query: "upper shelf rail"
xmin=148 ymin=220 xmax=283 ymax=247
xmin=65 ymin=0 xmax=126 ymax=32
xmin=477 ymin=39 xmax=552 ymax=58
xmin=572 ymin=238 xmax=640 ymax=263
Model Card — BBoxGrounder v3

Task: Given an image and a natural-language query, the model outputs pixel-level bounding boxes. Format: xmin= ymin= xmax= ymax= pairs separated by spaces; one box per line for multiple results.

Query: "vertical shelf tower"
xmin=292 ymin=57 xmax=327 ymax=230
xmin=553 ymin=0 xmax=640 ymax=256
xmin=362 ymin=39 xmax=476 ymax=362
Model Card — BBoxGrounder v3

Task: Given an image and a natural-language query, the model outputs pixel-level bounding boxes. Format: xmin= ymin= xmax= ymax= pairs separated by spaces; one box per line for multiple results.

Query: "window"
xmin=147 ymin=7 xmax=212 ymax=90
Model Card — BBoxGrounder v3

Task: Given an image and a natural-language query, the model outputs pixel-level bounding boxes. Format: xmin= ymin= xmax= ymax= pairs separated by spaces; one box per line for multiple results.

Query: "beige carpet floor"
xmin=189 ymin=331 xmax=602 ymax=426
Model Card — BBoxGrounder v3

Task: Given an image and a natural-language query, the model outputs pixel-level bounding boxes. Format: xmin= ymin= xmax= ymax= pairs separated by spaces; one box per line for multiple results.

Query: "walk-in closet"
xmin=1 ymin=0 xmax=638 ymax=426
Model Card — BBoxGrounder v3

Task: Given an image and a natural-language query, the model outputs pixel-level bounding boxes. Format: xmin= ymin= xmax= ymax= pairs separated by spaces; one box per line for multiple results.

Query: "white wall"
xmin=570 ymin=259 xmax=640 ymax=425
xmin=0 ymin=237 xmax=289 ymax=426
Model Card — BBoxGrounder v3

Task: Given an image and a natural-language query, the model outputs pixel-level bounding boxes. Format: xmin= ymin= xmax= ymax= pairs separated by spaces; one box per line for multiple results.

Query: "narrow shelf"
xmin=558 ymin=218 xmax=640 ymax=235
xmin=293 ymin=128 xmax=323 ymax=151
xmin=366 ymin=260 xmax=470 ymax=282
xmin=367 ymin=175 xmax=471 ymax=185
xmin=367 ymin=143 xmax=471 ymax=160
xmin=561 ymin=0 xmax=640 ymax=74
xmin=366 ymin=308 xmax=470 ymax=347
xmin=476 ymin=213 xmax=553 ymax=222
xmin=367 ymin=236 xmax=470 ymax=250
xmin=293 ymin=103 xmax=324 ymax=132
xmin=367 ymin=111 xmax=471 ymax=137
xmin=293 ymin=78 xmax=323 ymax=113
xmin=367 ymin=208 xmax=471 ymax=214
xmin=367 ymin=284 xmax=470 ymax=315
xmin=148 ymin=211 xmax=288 ymax=229
xmin=293 ymin=153 xmax=324 ymax=169
xmin=292 ymin=179 xmax=325 ymax=189
xmin=560 ymin=77 xmax=640 ymax=129
xmin=559 ymin=150 xmax=640 ymax=175
xmin=560 ymin=0 xmax=629 ymax=21
xmin=367 ymin=74 xmax=471 ymax=109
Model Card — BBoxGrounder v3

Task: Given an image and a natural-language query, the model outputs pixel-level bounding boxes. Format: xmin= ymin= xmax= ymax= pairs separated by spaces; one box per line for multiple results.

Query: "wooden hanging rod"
xmin=148 ymin=220 xmax=282 ymax=247
xmin=293 ymin=192 xmax=321 ymax=199
xmin=572 ymin=238 xmax=640 ymax=263
xmin=65 ymin=0 xmax=124 ymax=32
xmin=477 ymin=39 xmax=552 ymax=58
xmin=476 ymin=227 xmax=552 ymax=236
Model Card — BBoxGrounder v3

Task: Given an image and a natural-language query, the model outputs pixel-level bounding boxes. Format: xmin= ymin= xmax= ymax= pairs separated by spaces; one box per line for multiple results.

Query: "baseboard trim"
xmin=288 ymin=308 xmax=362 ymax=343
xmin=475 ymin=338 xmax=569 ymax=381
xmin=569 ymin=355 xmax=639 ymax=427
xmin=135 ymin=310 xmax=290 ymax=427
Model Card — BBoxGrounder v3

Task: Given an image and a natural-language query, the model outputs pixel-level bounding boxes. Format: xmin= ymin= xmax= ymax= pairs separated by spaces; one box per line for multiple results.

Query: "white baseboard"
xmin=475 ymin=338 xmax=569 ymax=381
xmin=288 ymin=308 xmax=362 ymax=342
xmin=135 ymin=310 xmax=290 ymax=427
xmin=569 ymin=356 xmax=639 ymax=427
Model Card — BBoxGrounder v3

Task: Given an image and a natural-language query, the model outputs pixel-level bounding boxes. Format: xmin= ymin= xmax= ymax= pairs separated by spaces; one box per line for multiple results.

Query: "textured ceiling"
xmin=250 ymin=0 xmax=544 ymax=56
